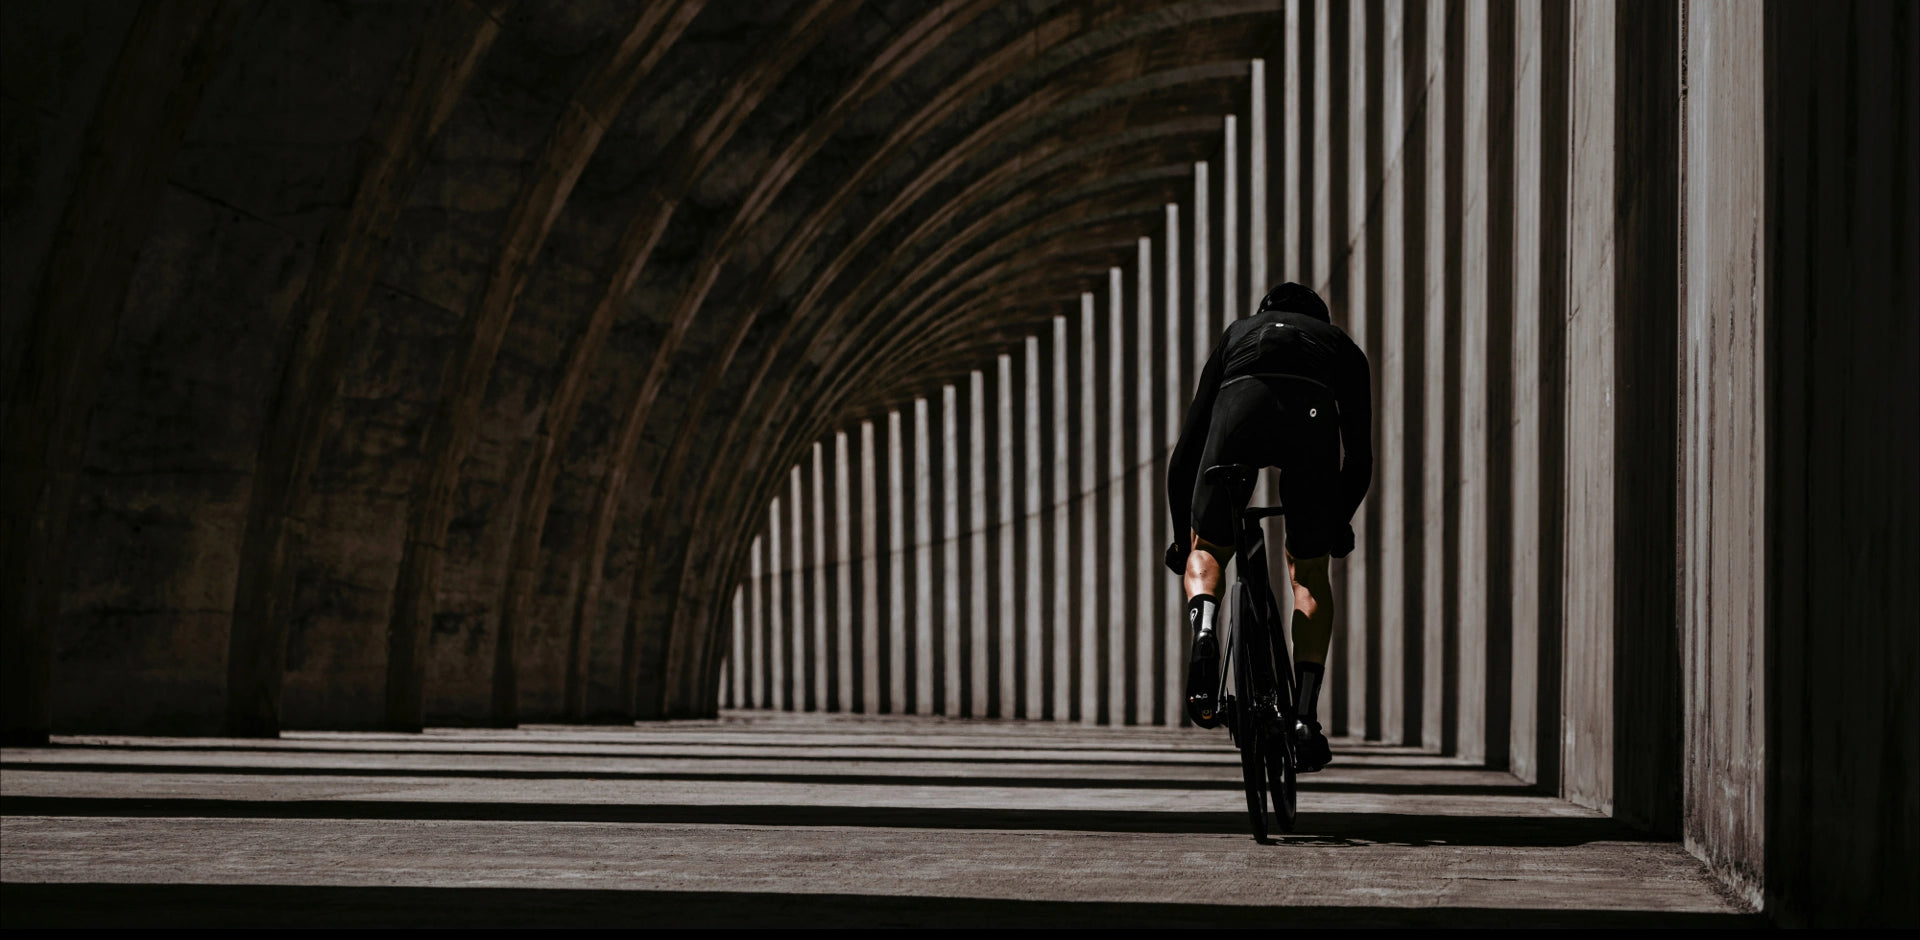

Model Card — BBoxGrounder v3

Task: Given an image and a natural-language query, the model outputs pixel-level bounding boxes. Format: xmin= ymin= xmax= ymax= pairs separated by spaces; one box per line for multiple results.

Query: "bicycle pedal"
xmin=1187 ymin=691 xmax=1220 ymax=728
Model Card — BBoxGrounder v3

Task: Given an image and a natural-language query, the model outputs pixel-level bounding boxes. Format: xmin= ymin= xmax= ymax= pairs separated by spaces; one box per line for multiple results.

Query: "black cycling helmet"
xmin=1257 ymin=282 xmax=1330 ymax=322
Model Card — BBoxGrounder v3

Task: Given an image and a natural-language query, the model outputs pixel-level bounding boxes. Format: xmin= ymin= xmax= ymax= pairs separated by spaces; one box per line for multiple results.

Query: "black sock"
xmin=1295 ymin=662 xmax=1325 ymax=723
xmin=1186 ymin=594 xmax=1217 ymax=639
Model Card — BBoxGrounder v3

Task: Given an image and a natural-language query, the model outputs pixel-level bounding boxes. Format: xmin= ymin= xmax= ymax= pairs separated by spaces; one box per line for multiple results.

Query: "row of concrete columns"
xmin=709 ymin=0 xmax=1594 ymax=763
xmin=708 ymin=5 xmax=1920 ymax=921
xmin=715 ymin=0 xmax=1785 ymax=844
xmin=711 ymin=46 xmax=1305 ymax=725
xmin=719 ymin=265 xmax=1193 ymax=724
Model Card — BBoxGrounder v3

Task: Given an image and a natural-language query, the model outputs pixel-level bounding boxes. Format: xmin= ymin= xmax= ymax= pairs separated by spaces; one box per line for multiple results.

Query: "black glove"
xmin=1330 ymin=523 xmax=1356 ymax=559
xmin=1164 ymin=539 xmax=1189 ymax=576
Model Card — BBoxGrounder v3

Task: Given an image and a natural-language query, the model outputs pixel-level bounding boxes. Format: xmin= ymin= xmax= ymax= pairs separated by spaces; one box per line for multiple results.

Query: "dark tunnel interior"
xmin=2 ymin=0 xmax=1915 ymax=926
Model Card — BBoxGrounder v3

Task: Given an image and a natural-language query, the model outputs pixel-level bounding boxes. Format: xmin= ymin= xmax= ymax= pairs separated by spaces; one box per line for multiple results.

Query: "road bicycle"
xmin=1202 ymin=463 xmax=1299 ymax=840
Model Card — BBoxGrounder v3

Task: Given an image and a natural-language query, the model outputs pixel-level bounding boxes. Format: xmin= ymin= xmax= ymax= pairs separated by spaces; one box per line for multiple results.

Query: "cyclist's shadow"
xmin=1255 ymin=812 xmax=1661 ymax=848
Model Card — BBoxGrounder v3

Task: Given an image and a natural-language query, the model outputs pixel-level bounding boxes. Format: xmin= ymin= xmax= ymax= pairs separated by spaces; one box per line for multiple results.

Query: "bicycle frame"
xmin=1203 ymin=463 xmax=1301 ymax=838
xmin=1208 ymin=470 xmax=1298 ymax=722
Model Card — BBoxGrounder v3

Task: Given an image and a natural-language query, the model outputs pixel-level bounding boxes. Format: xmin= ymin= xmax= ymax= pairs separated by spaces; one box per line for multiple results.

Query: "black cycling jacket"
xmin=1166 ymin=306 xmax=1374 ymax=541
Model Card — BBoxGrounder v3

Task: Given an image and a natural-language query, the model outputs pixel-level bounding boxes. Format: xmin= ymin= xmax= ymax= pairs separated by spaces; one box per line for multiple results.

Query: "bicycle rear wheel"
xmin=1237 ymin=709 xmax=1269 ymax=841
xmin=1230 ymin=583 xmax=1269 ymax=841
xmin=1265 ymin=728 xmax=1297 ymax=832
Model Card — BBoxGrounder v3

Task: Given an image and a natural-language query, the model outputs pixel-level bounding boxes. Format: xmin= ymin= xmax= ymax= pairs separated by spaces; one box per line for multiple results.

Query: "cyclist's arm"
xmin=1167 ymin=340 xmax=1227 ymax=542
xmin=1335 ymin=348 xmax=1373 ymax=522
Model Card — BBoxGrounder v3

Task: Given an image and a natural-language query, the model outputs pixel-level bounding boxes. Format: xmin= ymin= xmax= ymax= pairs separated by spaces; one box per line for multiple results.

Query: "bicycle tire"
xmin=1240 ymin=730 xmax=1269 ymax=840
xmin=1266 ymin=726 xmax=1297 ymax=833
xmin=1231 ymin=582 xmax=1269 ymax=841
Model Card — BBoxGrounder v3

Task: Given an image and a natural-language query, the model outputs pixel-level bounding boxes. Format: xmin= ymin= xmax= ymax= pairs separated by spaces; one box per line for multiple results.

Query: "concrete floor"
xmin=1 ymin=712 xmax=1757 ymax=927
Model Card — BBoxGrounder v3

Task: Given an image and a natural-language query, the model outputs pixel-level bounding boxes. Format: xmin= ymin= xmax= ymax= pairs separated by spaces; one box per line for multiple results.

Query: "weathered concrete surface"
xmin=1503 ymin=0 xmax=1567 ymax=792
xmin=2 ymin=714 xmax=1753 ymax=927
xmin=1560 ymin=0 xmax=1681 ymax=833
xmin=1678 ymin=0 xmax=1766 ymax=906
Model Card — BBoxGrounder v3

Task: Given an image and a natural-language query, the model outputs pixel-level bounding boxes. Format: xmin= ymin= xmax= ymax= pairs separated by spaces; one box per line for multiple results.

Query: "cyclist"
xmin=1164 ymin=282 xmax=1372 ymax=772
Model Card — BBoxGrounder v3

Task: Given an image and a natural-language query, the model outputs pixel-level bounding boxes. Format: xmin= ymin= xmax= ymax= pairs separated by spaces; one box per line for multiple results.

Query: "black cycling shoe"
xmin=1186 ymin=629 xmax=1221 ymax=728
xmin=1293 ymin=717 xmax=1333 ymax=772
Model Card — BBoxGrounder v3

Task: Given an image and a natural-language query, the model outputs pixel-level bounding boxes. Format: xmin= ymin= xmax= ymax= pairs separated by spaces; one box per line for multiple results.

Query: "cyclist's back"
xmin=1165 ymin=282 xmax=1371 ymax=770
xmin=1168 ymin=285 xmax=1372 ymax=560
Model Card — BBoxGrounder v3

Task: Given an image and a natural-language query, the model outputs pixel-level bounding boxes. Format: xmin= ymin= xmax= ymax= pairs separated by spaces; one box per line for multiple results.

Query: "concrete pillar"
xmin=1282 ymin=4 xmax=1303 ymax=282
xmin=788 ymin=464 xmax=807 ymax=711
xmin=1441 ymin=0 xmax=1486 ymax=761
xmin=1316 ymin=0 xmax=1346 ymax=313
xmin=767 ymin=495 xmax=788 ymax=710
xmin=1194 ymin=160 xmax=1212 ymax=363
xmin=1679 ymin=0 xmax=1766 ymax=897
xmin=1350 ymin=0 xmax=1381 ymax=742
xmin=1076 ymin=291 xmax=1098 ymax=724
xmin=887 ymin=408 xmax=909 ymax=714
xmin=1507 ymin=0 xmax=1566 ymax=789
xmin=1128 ymin=239 xmax=1152 ymax=725
xmin=939 ymin=383 xmax=961 ymax=717
xmin=1221 ymin=116 xmax=1240 ymax=324
xmin=993 ymin=354 xmax=1015 ymax=719
xmin=1050 ymin=314 xmax=1072 ymax=722
xmin=749 ymin=534 xmax=766 ymax=709
xmin=1160 ymin=206 xmax=1184 ymax=727
xmin=1020 ymin=337 xmax=1043 ymax=719
xmin=1562 ymin=0 xmax=1617 ymax=819
xmin=1474 ymin=0 xmax=1517 ymax=769
xmin=911 ymin=396 xmax=933 ymax=715
xmin=1374 ymin=0 xmax=1411 ymax=746
xmin=857 ymin=419 xmax=880 ymax=714
xmin=1562 ymin=0 xmax=1679 ymax=830
xmin=1104 ymin=267 xmax=1126 ymax=724
xmin=716 ymin=615 xmax=729 ymax=709
xmin=1249 ymin=58 xmax=1269 ymax=300
xmin=1416 ymin=0 xmax=1450 ymax=754
xmin=965 ymin=371 xmax=988 ymax=718
xmin=1318 ymin=0 xmax=1356 ymax=736
xmin=808 ymin=442 xmax=827 ymax=711
xmin=831 ymin=430 xmax=854 ymax=712
xmin=728 ymin=585 xmax=744 ymax=709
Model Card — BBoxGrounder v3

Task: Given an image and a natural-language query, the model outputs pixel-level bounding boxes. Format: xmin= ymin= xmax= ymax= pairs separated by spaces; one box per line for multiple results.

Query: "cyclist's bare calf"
xmin=1184 ymin=529 xmax=1232 ymax=599
xmin=1188 ymin=530 xmax=1336 ymax=669
xmin=1285 ymin=551 xmax=1335 ymax=667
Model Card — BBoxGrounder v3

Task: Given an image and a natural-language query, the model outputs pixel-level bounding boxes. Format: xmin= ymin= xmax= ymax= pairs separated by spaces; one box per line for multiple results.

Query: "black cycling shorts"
xmin=1190 ymin=375 xmax=1342 ymax=557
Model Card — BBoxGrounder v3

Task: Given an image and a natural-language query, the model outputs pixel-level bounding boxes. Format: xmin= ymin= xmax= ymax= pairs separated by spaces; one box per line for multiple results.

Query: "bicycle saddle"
xmin=1203 ymin=464 xmax=1258 ymax=487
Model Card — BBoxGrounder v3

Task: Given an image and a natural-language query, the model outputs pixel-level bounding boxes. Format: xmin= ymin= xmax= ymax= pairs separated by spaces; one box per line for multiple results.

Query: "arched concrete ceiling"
xmin=6 ymin=0 xmax=1283 ymax=731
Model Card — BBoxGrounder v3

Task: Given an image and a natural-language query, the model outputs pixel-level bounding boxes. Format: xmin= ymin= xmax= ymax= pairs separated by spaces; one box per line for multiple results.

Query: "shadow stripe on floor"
xmin=0 ymin=882 xmax=1766 ymax=928
xmin=0 ymin=763 xmax=1532 ymax=795
xmin=0 ymin=797 xmax=1658 ymax=845
xmin=21 ymin=746 xmax=1245 ymax=767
